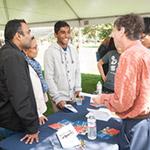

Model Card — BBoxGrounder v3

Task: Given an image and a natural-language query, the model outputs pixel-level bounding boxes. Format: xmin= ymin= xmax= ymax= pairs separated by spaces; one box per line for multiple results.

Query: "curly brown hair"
xmin=114 ymin=13 xmax=144 ymax=40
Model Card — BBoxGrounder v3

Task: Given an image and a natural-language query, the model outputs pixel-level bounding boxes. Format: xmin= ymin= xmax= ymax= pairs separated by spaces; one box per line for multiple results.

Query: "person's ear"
xmin=54 ymin=33 xmax=57 ymax=38
xmin=120 ymin=27 xmax=125 ymax=36
xmin=15 ymin=32 xmax=22 ymax=41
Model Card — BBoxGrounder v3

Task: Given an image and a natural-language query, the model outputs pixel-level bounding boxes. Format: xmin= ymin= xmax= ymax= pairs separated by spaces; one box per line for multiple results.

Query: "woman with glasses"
xmin=23 ymin=37 xmax=48 ymax=125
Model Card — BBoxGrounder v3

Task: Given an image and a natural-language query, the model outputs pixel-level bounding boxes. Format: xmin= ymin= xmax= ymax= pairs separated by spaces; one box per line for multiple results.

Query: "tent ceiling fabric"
xmin=0 ymin=0 xmax=150 ymax=29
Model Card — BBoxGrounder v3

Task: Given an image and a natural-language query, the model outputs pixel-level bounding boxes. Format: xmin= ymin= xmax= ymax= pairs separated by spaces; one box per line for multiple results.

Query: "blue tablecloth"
xmin=0 ymin=97 xmax=127 ymax=150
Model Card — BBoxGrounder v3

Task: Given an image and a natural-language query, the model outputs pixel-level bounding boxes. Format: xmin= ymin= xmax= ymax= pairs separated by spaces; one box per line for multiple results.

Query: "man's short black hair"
xmin=143 ymin=17 xmax=150 ymax=34
xmin=54 ymin=21 xmax=70 ymax=34
xmin=4 ymin=19 xmax=26 ymax=41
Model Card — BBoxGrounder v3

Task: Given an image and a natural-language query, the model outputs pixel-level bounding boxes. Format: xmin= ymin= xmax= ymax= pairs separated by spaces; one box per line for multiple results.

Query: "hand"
xmin=102 ymin=76 xmax=107 ymax=82
xmin=74 ymin=91 xmax=80 ymax=97
xmin=20 ymin=131 xmax=39 ymax=144
xmin=74 ymin=91 xmax=84 ymax=99
xmin=57 ymin=101 xmax=66 ymax=109
xmin=92 ymin=95 xmax=101 ymax=105
xmin=39 ymin=115 xmax=48 ymax=125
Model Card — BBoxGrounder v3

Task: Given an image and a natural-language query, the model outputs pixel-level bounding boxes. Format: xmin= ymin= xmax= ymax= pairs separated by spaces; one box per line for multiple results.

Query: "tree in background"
xmin=97 ymin=23 xmax=113 ymax=40
xmin=82 ymin=23 xmax=113 ymax=42
xmin=82 ymin=25 xmax=97 ymax=40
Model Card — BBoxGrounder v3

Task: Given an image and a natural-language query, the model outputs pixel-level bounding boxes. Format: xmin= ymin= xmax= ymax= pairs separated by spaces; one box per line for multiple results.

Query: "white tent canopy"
xmin=0 ymin=0 xmax=150 ymax=29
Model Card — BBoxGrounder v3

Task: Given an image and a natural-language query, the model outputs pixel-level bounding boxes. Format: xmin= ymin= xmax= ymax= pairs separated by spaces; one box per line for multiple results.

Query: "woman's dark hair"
xmin=4 ymin=19 xmax=26 ymax=41
xmin=143 ymin=17 xmax=150 ymax=34
xmin=54 ymin=21 xmax=70 ymax=34
xmin=97 ymin=37 xmax=116 ymax=74
xmin=107 ymin=37 xmax=116 ymax=51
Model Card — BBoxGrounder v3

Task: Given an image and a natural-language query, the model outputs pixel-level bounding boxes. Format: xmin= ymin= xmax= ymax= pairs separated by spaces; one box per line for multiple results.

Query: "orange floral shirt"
xmin=100 ymin=41 xmax=150 ymax=118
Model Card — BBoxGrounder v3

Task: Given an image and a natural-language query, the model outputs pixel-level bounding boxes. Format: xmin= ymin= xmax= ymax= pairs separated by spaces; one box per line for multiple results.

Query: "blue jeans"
xmin=121 ymin=118 xmax=150 ymax=150
xmin=0 ymin=127 xmax=18 ymax=138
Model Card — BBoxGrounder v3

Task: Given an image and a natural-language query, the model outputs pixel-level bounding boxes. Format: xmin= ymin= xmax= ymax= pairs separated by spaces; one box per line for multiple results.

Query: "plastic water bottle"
xmin=96 ymin=81 xmax=102 ymax=94
xmin=87 ymin=113 xmax=97 ymax=140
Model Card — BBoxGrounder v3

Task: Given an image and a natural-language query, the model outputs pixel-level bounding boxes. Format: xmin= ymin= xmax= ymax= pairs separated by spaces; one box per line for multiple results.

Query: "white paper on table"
xmin=79 ymin=92 xmax=100 ymax=105
xmin=79 ymin=92 xmax=97 ymax=98
xmin=82 ymin=140 xmax=119 ymax=150
xmin=56 ymin=123 xmax=80 ymax=148
xmin=64 ymin=104 xmax=78 ymax=113
xmin=86 ymin=108 xmax=112 ymax=121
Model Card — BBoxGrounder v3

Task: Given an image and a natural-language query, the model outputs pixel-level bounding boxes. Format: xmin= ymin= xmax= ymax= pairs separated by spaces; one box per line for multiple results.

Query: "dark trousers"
xmin=102 ymin=86 xmax=114 ymax=94
xmin=121 ymin=118 xmax=150 ymax=150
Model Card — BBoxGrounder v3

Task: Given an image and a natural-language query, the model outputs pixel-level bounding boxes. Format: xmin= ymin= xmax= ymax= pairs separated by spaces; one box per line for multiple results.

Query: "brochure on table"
xmin=64 ymin=104 xmax=78 ymax=113
xmin=79 ymin=92 xmax=97 ymax=99
xmin=86 ymin=108 xmax=112 ymax=121
xmin=56 ymin=123 xmax=80 ymax=149
xmin=48 ymin=119 xmax=87 ymax=135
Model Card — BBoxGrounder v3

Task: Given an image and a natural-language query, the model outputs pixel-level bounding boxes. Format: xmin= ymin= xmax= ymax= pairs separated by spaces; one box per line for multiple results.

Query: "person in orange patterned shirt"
xmin=93 ymin=14 xmax=150 ymax=150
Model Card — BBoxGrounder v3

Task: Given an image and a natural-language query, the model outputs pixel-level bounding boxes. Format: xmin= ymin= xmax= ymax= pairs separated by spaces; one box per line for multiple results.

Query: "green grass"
xmin=44 ymin=73 xmax=100 ymax=115
xmin=81 ymin=73 xmax=101 ymax=93
xmin=44 ymin=95 xmax=54 ymax=115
